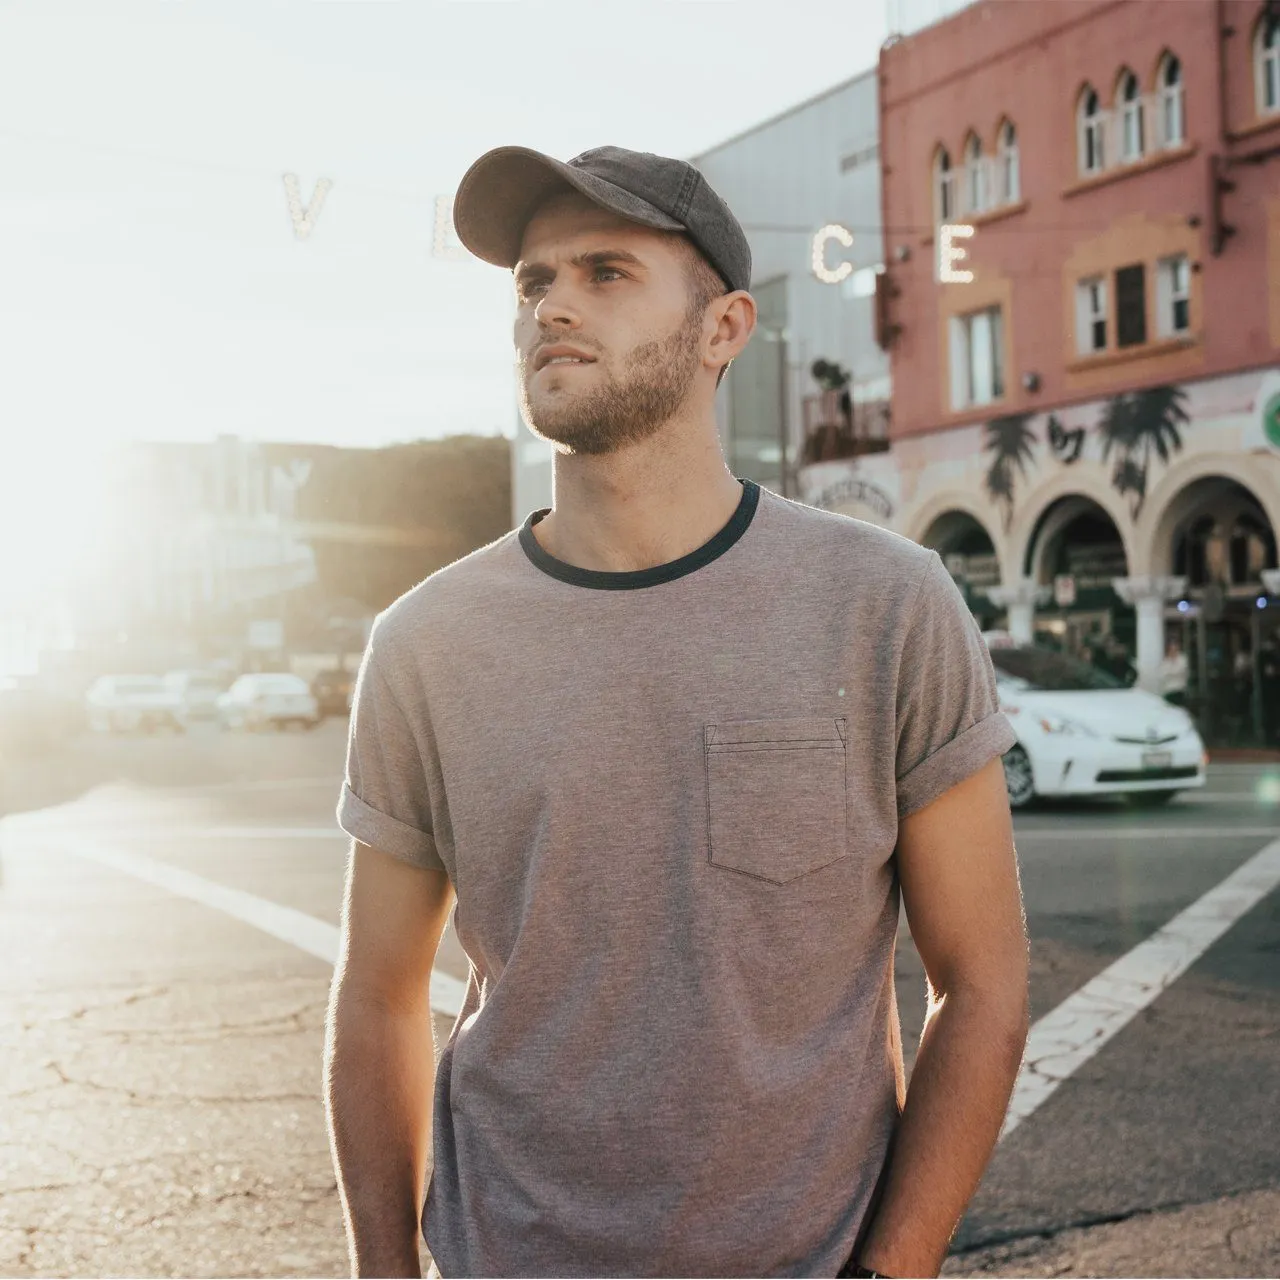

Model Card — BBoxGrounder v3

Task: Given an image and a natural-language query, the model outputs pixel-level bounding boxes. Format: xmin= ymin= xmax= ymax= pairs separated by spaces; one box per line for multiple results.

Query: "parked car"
xmin=164 ymin=670 xmax=227 ymax=723
xmin=310 ymin=668 xmax=355 ymax=718
xmin=85 ymin=674 xmax=184 ymax=734
xmin=219 ymin=673 xmax=320 ymax=731
xmin=984 ymin=636 xmax=1208 ymax=809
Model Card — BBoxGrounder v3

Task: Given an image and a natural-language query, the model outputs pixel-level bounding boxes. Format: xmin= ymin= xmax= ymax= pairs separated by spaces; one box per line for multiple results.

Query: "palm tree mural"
xmin=1097 ymin=384 xmax=1189 ymax=519
xmin=983 ymin=414 xmax=1038 ymax=532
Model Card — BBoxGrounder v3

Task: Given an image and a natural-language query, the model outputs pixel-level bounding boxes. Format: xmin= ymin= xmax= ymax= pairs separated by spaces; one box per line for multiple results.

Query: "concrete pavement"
xmin=1 ymin=724 xmax=1277 ymax=1278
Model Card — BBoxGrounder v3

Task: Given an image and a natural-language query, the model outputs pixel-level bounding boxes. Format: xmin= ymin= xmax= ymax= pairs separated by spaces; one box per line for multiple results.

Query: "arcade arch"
xmin=1020 ymin=495 xmax=1132 ymax=663
xmin=916 ymin=507 xmax=1003 ymax=627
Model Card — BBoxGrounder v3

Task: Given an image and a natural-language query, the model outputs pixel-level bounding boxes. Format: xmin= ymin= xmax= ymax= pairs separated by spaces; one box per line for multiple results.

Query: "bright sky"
xmin=0 ymin=0 xmax=887 ymax=474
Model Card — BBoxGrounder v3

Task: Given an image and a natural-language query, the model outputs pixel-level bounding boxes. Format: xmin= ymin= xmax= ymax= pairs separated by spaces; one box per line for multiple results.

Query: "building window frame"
xmin=1156 ymin=254 xmax=1191 ymax=337
xmin=1118 ymin=68 xmax=1145 ymax=163
xmin=1078 ymin=86 xmax=1106 ymax=175
xmin=1258 ymin=12 xmax=1280 ymax=116
xmin=1076 ymin=276 xmax=1108 ymax=353
xmin=1115 ymin=263 xmax=1148 ymax=348
xmin=934 ymin=146 xmax=955 ymax=224
xmin=998 ymin=118 xmax=1020 ymax=203
xmin=949 ymin=306 xmax=1005 ymax=411
xmin=964 ymin=132 xmax=988 ymax=215
xmin=1157 ymin=53 xmax=1184 ymax=147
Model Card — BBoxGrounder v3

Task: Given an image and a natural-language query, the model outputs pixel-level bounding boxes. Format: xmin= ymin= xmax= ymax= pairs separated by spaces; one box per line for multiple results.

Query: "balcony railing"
xmin=800 ymin=391 xmax=891 ymax=465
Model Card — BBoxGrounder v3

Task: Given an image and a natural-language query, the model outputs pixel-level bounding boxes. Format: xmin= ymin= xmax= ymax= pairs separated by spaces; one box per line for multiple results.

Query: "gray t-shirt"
xmin=338 ymin=480 xmax=1016 ymax=1278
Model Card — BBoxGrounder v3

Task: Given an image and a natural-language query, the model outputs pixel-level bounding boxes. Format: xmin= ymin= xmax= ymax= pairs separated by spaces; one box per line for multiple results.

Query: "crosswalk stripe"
xmin=1003 ymin=837 xmax=1280 ymax=1138
xmin=25 ymin=836 xmax=468 ymax=1018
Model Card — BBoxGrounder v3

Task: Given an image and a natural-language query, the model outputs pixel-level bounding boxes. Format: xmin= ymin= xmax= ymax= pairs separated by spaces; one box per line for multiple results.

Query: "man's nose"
xmin=533 ymin=280 xmax=582 ymax=330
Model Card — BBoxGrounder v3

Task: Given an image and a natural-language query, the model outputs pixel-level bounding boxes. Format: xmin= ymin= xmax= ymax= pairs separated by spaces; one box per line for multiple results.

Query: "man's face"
xmin=513 ymin=195 xmax=711 ymax=456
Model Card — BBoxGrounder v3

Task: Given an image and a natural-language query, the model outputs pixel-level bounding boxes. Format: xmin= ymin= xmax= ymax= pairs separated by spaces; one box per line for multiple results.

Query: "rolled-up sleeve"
xmin=894 ymin=551 xmax=1017 ymax=819
xmin=337 ymin=648 xmax=445 ymax=872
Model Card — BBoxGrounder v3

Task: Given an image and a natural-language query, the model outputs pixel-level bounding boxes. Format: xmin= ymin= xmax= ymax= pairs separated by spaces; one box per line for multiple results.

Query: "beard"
xmin=518 ymin=307 xmax=703 ymax=456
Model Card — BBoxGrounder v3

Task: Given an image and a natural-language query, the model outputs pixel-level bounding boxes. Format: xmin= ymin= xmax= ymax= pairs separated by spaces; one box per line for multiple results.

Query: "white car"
xmin=163 ymin=670 xmax=226 ymax=723
xmin=218 ymin=673 xmax=320 ymax=731
xmin=985 ymin=640 xmax=1207 ymax=809
xmin=85 ymin=674 xmax=184 ymax=734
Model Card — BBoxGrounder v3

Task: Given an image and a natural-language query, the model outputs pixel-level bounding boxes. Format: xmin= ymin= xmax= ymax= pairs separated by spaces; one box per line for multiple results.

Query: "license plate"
xmin=1142 ymin=750 xmax=1173 ymax=769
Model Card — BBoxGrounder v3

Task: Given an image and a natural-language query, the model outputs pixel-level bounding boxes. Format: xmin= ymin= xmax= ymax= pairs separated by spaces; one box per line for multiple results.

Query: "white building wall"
xmin=692 ymin=70 xmax=886 ymax=497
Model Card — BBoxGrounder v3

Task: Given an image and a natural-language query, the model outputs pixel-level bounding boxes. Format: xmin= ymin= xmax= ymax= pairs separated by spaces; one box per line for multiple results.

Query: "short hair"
xmin=674 ymin=237 xmax=732 ymax=387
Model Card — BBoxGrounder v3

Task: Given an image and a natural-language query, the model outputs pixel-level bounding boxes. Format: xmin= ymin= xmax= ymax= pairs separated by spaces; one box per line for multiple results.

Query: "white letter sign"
xmin=938 ymin=223 xmax=975 ymax=283
xmin=811 ymin=223 xmax=854 ymax=284
xmin=433 ymin=195 xmax=469 ymax=261
xmin=283 ymin=174 xmax=333 ymax=242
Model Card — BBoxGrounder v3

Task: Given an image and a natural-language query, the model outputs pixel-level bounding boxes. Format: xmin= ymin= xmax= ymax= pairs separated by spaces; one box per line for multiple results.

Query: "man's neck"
xmin=532 ymin=419 xmax=746 ymax=574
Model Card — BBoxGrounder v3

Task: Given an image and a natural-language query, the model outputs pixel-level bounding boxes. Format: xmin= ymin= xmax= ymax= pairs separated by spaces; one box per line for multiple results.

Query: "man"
xmin=324 ymin=145 xmax=1030 ymax=1279
xmin=1160 ymin=635 xmax=1189 ymax=706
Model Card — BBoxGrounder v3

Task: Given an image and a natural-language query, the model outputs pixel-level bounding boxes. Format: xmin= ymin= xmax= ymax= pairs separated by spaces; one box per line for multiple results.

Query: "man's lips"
xmin=533 ymin=345 xmax=597 ymax=372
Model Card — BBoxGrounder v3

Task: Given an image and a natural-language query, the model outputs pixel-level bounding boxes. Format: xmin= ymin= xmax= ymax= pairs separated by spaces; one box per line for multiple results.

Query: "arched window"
xmin=1117 ymin=68 xmax=1144 ymax=161
xmin=1078 ymin=85 xmax=1105 ymax=174
xmin=933 ymin=146 xmax=954 ymax=223
xmin=1258 ymin=12 xmax=1280 ymax=115
xmin=964 ymin=132 xmax=988 ymax=214
xmin=1157 ymin=53 xmax=1184 ymax=147
xmin=997 ymin=119 xmax=1020 ymax=203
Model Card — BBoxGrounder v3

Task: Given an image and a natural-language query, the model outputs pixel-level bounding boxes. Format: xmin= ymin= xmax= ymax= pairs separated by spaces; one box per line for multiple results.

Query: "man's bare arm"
xmin=324 ymin=842 xmax=455 ymax=1279
xmin=857 ymin=757 xmax=1030 ymax=1278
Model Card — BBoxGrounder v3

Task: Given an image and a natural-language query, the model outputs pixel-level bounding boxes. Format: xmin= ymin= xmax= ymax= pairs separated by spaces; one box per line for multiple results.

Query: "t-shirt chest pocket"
xmin=703 ymin=716 xmax=849 ymax=885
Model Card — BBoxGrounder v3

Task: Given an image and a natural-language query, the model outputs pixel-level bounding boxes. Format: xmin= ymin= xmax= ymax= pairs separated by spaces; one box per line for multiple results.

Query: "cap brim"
xmin=452 ymin=146 xmax=686 ymax=269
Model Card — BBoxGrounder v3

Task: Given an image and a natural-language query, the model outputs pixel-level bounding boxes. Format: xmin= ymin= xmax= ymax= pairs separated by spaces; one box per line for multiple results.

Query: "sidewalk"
xmin=1206 ymin=747 xmax=1280 ymax=763
xmin=943 ymin=1186 xmax=1280 ymax=1278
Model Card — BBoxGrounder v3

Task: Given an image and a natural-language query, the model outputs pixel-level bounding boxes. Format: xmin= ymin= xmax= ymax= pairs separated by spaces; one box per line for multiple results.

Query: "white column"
xmin=1112 ymin=575 xmax=1188 ymax=695
xmin=987 ymin=580 xmax=1052 ymax=645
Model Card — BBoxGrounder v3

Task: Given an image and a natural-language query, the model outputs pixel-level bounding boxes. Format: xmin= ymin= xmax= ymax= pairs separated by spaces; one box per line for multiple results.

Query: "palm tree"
xmin=983 ymin=414 xmax=1038 ymax=532
xmin=1097 ymin=385 xmax=1188 ymax=519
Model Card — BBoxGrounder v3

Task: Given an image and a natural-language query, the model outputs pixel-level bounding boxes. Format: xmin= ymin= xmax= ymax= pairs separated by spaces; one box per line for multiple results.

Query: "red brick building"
xmin=861 ymin=0 xmax=1280 ymax=745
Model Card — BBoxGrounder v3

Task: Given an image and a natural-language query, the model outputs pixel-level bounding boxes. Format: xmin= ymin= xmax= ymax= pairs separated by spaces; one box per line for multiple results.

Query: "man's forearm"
xmin=324 ymin=993 xmax=437 ymax=1278
xmin=857 ymin=985 xmax=1029 ymax=1277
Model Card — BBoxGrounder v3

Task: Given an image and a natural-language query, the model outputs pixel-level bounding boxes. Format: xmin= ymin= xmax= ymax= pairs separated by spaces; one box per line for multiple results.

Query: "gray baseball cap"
xmin=451 ymin=145 xmax=752 ymax=294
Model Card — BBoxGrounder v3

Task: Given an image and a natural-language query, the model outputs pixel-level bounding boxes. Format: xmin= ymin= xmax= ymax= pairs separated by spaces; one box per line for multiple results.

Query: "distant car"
xmin=219 ymin=673 xmax=320 ymax=731
xmin=984 ymin=639 xmax=1208 ymax=809
xmin=310 ymin=668 xmax=355 ymax=718
xmin=85 ymin=675 xmax=184 ymax=734
xmin=164 ymin=670 xmax=226 ymax=723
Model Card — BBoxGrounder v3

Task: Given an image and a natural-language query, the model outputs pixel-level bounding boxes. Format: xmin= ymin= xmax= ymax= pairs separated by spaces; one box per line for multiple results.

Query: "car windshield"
xmin=989 ymin=646 xmax=1126 ymax=692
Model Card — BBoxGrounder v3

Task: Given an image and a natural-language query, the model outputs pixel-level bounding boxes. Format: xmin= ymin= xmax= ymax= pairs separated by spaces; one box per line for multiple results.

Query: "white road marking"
xmin=26 ymin=836 xmax=468 ymax=1018
xmin=1003 ymin=837 xmax=1280 ymax=1139
xmin=17 ymin=827 xmax=1280 ymax=1130
xmin=1012 ymin=826 xmax=1280 ymax=840
xmin=152 ymin=826 xmax=348 ymax=840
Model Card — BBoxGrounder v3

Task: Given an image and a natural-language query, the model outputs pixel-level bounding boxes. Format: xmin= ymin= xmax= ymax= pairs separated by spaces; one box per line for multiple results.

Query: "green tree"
xmin=1097 ymin=385 xmax=1188 ymax=519
xmin=983 ymin=414 xmax=1038 ymax=532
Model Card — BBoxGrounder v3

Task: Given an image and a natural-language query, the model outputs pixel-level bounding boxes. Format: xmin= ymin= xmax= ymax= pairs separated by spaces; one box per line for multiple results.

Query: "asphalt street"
xmin=0 ymin=723 xmax=1276 ymax=1278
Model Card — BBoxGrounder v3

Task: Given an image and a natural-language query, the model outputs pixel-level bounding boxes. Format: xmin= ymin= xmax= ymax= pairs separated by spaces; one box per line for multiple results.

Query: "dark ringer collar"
xmin=518 ymin=479 xmax=760 ymax=591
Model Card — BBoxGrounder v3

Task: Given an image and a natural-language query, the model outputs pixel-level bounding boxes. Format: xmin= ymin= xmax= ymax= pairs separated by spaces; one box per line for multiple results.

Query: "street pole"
xmin=777 ymin=331 xmax=789 ymax=499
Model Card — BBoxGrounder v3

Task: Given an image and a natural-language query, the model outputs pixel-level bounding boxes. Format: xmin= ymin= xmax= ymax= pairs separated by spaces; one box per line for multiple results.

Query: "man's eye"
xmin=592 ymin=267 xmax=623 ymax=283
xmin=519 ymin=279 xmax=550 ymax=299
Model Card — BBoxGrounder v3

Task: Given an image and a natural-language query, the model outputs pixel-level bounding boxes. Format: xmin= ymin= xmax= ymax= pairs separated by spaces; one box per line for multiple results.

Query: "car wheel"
xmin=1002 ymin=745 xmax=1036 ymax=809
xmin=1127 ymin=790 xmax=1180 ymax=808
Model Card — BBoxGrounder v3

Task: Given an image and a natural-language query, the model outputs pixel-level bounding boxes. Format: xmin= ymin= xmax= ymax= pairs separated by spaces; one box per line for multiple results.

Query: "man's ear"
xmin=707 ymin=290 xmax=756 ymax=379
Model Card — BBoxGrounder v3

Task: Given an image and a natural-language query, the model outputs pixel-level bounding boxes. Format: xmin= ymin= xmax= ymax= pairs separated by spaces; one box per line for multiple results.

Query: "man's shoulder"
xmin=761 ymin=490 xmax=937 ymax=580
xmin=369 ymin=528 xmax=522 ymax=654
